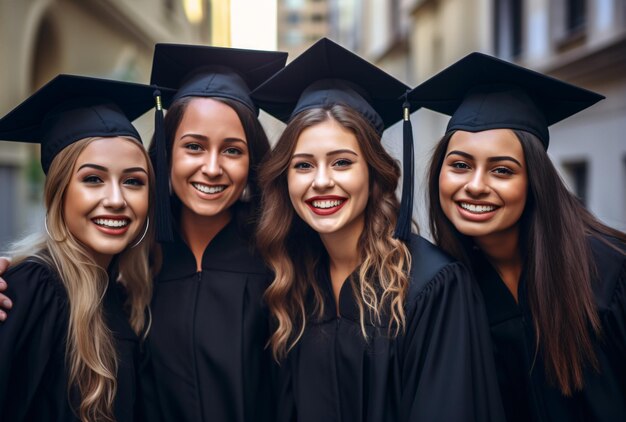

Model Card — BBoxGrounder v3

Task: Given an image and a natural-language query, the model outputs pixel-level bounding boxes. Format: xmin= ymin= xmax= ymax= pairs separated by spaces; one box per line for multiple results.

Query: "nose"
xmin=312 ymin=167 xmax=335 ymax=190
xmin=202 ymin=151 xmax=223 ymax=178
xmin=464 ymin=170 xmax=490 ymax=196
xmin=102 ymin=184 xmax=127 ymax=210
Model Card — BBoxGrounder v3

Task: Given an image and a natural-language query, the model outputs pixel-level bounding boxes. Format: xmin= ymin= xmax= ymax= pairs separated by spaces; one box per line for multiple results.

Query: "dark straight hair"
xmin=148 ymin=96 xmax=271 ymax=239
xmin=427 ymin=129 xmax=626 ymax=396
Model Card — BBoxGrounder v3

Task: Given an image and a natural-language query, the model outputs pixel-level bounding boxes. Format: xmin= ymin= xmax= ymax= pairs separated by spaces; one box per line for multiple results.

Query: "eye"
xmin=123 ymin=177 xmax=146 ymax=187
xmin=450 ymin=161 xmax=470 ymax=170
xmin=223 ymin=147 xmax=243 ymax=156
xmin=82 ymin=175 xmax=103 ymax=184
xmin=184 ymin=143 xmax=203 ymax=152
xmin=333 ymin=158 xmax=353 ymax=168
xmin=293 ymin=161 xmax=313 ymax=170
xmin=492 ymin=167 xmax=514 ymax=176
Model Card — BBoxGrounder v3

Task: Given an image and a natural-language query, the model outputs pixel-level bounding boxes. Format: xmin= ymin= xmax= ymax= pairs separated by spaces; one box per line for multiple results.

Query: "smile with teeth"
xmin=93 ymin=218 xmax=130 ymax=228
xmin=459 ymin=202 xmax=497 ymax=213
xmin=311 ymin=199 xmax=345 ymax=209
xmin=192 ymin=182 xmax=226 ymax=194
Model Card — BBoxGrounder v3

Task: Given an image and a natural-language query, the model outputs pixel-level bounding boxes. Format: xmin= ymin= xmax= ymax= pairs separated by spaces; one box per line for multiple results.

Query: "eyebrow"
xmin=77 ymin=163 xmax=148 ymax=174
xmin=292 ymin=149 xmax=359 ymax=159
xmin=446 ymin=150 xmax=522 ymax=167
xmin=180 ymin=133 xmax=247 ymax=145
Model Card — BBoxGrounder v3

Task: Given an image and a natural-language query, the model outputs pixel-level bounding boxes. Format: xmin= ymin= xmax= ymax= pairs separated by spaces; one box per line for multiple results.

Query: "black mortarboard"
xmin=149 ymin=44 xmax=288 ymax=242
xmin=407 ymin=52 xmax=604 ymax=149
xmin=0 ymin=74 xmax=163 ymax=174
xmin=251 ymin=37 xmax=416 ymax=240
xmin=151 ymin=43 xmax=288 ymax=113
xmin=251 ymin=37 xmax=411 ymax=134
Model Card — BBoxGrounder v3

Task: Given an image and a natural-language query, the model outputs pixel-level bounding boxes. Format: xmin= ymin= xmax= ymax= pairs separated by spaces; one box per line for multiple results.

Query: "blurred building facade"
xmin=0 ymin=0 xmax=212 ymax=250
xmin=327 ymin=0 xmax=626 ymax=233
xmin=277 ymin=0 xmax=331 ymax=58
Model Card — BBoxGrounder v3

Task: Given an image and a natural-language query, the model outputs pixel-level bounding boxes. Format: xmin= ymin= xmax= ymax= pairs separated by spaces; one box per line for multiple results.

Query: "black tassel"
xmin=153 ymin=89 xmax=173 ymax=242
xmin=393 ymin=91 xmax=414 ymax=241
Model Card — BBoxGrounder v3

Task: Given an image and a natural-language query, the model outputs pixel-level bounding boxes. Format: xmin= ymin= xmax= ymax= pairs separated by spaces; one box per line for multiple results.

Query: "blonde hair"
xmin=11 ymin=137 xmax=154 ymax=421
xmin=257 ymin=106 xmax=411 ymax=361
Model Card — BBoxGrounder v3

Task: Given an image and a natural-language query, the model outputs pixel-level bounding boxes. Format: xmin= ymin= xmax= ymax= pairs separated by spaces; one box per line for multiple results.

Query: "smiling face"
xmin=438 ymin=129 xmax=528 ymax=245
xmin=63 ymin=137 xmax=150 ymax=267
xmin=287 ymin=118 xmax=369 ymax=240
xmin=170 ymin=97 xmax=249 ymax=224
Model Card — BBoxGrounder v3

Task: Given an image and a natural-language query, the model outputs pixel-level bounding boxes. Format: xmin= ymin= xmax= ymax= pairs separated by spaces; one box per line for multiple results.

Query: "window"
xmin=563 ymin=160 xmax=588 ymax=205
xmin=310 ymin=13 xmax=326 ymax=23
xmin=287 ymin=12 xmax=301 ymax=24
xmin=566 ymin=0 xmax=586 ymax=33
xmin=494 ymin=0 xmax=523 ymax=59
xmin=0 ymin=165 xmax=18 ymax=251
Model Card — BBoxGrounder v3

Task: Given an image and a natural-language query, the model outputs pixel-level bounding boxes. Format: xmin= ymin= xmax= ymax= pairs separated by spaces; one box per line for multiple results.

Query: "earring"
xmin=239 ymin=185 xmax=251 ymax=202
xmin=44 ymin=215 xmax=52 ymax=238
xmin=130 ymin=217 xmax=150 ymax=248
xmin=44 ymin=215 xmax=65 ymax=242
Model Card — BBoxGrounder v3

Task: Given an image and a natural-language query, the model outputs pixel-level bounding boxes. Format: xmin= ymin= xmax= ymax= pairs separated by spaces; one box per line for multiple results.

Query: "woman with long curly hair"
xmin=0 ymin=76 xmax=156 ymax=421
xmin=252 ymin=38 xmax=504 ymax=422
xmin=414 ymin=53 xmax=626 ymax=421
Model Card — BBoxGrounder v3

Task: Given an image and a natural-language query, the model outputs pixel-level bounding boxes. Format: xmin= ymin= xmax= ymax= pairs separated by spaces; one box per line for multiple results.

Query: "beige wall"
xmin=0 ymin=0 xmax=211 ymax=249
xmin=328 ymin=0 xmax=626 ymax=233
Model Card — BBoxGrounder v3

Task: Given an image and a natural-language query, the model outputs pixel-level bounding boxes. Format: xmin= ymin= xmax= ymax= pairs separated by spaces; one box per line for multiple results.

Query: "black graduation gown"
xmin=474 ymin=235 xmax=626 ymax=421
xmin=276 ymin=234 xmax=506 ymax=422
xmin=0 ymin=259 xmax=141 ymax=422
xmin=141 ymin=219 xmax=274 ymax=422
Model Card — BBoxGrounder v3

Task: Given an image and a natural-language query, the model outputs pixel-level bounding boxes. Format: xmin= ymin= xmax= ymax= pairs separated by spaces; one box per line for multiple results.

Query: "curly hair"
xmin=257 ymin=104 xmax=411 ymax=361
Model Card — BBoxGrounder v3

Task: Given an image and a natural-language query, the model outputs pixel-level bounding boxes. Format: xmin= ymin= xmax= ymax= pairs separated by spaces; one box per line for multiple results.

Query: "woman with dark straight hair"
xmin=252 ymin=38 xmax=505 ymax=422
xmin=139 ymin=44 xmax=286 ymax=422
xmin=412 ymin=52 xmax=626 ymax=421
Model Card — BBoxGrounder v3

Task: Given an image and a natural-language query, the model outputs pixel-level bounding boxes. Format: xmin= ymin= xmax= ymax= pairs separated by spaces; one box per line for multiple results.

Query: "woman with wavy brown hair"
xmin=252 ymin=38 xmax=504 ymax=422
xmin=0 ymin=76 xmax=156 ymax=421
xmin=414 ymin=53 xmax=626 ymax=421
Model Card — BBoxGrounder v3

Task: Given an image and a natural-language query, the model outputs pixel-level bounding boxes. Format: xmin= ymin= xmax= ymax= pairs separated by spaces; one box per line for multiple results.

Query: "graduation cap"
xmin=149 ymin=43 xmax=288 ymax=242
xmin=406 ymin=52 xmax=604 ymax=149
xmin=151 ymin=43 xmax=288 ymax=113
xmin=0 ymin=74 xmax=163 ymax=174
xmin=251 ymin=37 xmax=416 ymax=240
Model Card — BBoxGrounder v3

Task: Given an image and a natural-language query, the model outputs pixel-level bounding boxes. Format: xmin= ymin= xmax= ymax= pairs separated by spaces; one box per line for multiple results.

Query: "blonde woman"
xmin=252 ymin=39 xmax=504 ymax=421
xmin=0 ymin=76 xmax=159 ymax=421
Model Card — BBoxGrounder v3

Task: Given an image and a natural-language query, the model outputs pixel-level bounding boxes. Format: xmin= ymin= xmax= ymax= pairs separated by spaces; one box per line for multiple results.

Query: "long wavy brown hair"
xmin=428 ymin=129 xmax=626 ymax=396
xmin=11 ymin=137 xmax=154 ymax=421
xmin=257 ymin=105 xmax=411 ymax=361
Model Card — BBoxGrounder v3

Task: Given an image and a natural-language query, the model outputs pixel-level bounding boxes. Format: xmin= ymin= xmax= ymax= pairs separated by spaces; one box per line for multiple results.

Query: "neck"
xmin=91 ymin=252 xmax=113 ymax=271
xmin=180 ymin=207 xmax=232 ymax=271
xmin=319 ymin=218 xmax=363 ymax=310
xmin=475 ymin=227 xmax=523 ymax=301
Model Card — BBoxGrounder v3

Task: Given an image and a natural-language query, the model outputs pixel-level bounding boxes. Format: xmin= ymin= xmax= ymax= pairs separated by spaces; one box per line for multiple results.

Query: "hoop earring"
xmin=130 ymin=217 xmax=150 ymax=248
xmin=239 ymin=185 xmax=251 ymax=202
xmin=44 ymin=215 xmax=52 ymax=238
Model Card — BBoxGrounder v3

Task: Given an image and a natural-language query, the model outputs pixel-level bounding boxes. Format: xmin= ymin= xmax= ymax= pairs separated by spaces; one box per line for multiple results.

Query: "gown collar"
xmin=157 ymin=218 xmax=267 ymax=281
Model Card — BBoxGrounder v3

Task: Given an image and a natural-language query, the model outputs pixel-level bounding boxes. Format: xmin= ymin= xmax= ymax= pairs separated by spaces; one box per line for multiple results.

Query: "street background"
xmin=1 ymin=0 xmax=624 ymax=250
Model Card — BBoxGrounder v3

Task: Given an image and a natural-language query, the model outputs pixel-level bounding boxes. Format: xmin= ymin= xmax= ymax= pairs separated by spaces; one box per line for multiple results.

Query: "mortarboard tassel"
xmin=153 ymin=89 xmax=174 ymax=242
xmin=393 ymin=92 xmax=414 ymax=241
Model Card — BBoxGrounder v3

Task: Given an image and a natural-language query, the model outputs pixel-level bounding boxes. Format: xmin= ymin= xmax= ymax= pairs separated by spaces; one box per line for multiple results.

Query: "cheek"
xmin=438 ymin=171 xmax=454 ymax=204
xmin=287 ymin=172 xmax=308 ymax=210
xmin=170 ymin=152 xmax=191 ymax=194
xmin=63 ymin=182 xmax=84 ymax=215
xmin=128 ymin=190 xmax=150 ymax=219
xmin=229 ymin=157 xmax=250 ymax=187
